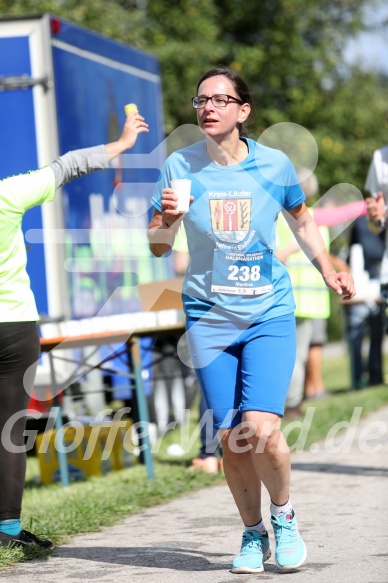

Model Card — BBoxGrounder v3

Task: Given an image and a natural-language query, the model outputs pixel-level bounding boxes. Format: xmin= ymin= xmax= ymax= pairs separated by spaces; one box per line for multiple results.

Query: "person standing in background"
xmin=304 ymin=250 xmax=351 ymax=400
xmin=277 ymin=169 xmax=331 ymax=417
xmin=278 ymin=168 xmax=365 ymax=414
xmin=365 ymin=146 xmax=388 ymax=330
xmin=277 ymin=169 xmax=342 ymax=416
xmin=344 ymin=215 xmax=385 ymax=389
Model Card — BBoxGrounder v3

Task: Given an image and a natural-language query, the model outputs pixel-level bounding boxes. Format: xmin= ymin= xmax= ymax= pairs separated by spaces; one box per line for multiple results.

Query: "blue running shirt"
xmin=151 ymin=138 xmax=305 ymax=324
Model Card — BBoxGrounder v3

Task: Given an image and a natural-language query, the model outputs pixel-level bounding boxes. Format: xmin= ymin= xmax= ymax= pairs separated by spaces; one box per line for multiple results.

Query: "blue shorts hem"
xmin=215 ymin=407 xmax=284 ymax=429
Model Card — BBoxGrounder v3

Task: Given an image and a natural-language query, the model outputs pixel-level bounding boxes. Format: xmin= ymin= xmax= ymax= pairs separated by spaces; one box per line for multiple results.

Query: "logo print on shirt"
xmin=210 ymin=199 xmax=251 ymax=243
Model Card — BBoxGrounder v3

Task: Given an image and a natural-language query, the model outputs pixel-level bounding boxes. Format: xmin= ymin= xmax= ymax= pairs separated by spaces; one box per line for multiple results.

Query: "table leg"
xmin=48 ymin=351 xmax=70 ymax=487
xmin=130 ymin=337 xmax=155 ymax=479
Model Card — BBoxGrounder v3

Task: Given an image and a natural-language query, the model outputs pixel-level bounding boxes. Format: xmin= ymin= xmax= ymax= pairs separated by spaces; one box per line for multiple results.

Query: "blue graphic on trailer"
xmin=52 ymin=20 xmax=170 ymax=318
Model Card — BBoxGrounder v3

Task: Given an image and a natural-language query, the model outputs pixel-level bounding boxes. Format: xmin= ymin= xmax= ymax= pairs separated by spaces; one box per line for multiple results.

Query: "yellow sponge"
xmin=124 ymin=103 xmax=138 ymax=116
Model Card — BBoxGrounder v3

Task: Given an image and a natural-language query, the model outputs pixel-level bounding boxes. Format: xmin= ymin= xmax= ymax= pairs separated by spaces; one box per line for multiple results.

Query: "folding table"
xmin=39 ymin=322 xmax=185 ymax=486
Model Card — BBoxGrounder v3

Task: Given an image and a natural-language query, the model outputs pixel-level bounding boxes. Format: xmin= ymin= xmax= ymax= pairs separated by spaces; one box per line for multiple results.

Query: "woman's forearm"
xmin=147 ymin=210 xmax=179 ymax=257
xmin=148 ymin=228 xmax=176 ymax=257
xmin=50 ymin=145 xmax=109 ymax=189
xmin=290 ymin=210 xmax=336 ymax=278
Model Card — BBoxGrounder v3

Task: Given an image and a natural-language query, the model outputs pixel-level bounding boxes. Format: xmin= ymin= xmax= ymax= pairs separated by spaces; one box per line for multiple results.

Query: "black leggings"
xmin=0 ymin=322 xmax=40 ymax=520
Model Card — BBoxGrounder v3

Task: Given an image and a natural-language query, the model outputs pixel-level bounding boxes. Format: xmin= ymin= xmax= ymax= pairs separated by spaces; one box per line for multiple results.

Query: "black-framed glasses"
xmin=192 ymin=94 xmax=243 ymax=109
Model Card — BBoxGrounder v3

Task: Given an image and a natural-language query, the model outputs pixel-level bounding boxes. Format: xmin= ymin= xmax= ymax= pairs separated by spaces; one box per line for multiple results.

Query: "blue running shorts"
xmin=185 ymin=313 xmax=296 ymax=429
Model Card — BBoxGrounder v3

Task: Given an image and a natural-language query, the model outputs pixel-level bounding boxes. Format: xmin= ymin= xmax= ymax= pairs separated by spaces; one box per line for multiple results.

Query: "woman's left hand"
xmin=324 ymin=271 xmax=356 ymax=301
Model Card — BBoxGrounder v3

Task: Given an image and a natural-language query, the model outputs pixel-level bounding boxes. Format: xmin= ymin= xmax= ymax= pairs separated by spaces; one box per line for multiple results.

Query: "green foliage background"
xmin=1 ymin=0 xmax=387 ymax=191
xmin=1 ymin=0 xmax=387 ymax=339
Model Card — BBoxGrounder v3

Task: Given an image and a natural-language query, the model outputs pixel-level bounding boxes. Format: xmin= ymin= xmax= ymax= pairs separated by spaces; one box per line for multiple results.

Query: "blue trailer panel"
xmin=0 ymin=14 xmax=169 ymax=319
xmin=0 ymin=27 xmax=49 ymax=314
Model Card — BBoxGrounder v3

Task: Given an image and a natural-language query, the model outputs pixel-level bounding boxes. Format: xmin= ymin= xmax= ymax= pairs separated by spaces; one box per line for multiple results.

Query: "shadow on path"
xmin=292 ymin=462 xmax=388 ymax=476
xmin=54 ymin=545 xmax=232 ymax=571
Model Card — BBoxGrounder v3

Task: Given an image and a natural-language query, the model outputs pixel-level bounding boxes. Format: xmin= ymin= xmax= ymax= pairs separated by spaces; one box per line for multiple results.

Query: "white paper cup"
xmin=171 ymin=178 xmax=191 ymax=213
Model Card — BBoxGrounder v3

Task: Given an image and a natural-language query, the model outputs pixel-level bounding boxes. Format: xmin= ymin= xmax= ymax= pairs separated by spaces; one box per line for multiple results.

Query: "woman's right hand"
xmin=161 ymin=188 xmax=193 ymax=229
xmin=161 ymin=188 xmax=179 ymax=229
xmin=148 ymin=188 xmax=191 ymax=257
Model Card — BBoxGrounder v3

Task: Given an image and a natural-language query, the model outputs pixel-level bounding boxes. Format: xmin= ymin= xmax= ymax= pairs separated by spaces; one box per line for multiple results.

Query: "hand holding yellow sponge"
xmin=124 ymin=103 xmax=138 ymax=117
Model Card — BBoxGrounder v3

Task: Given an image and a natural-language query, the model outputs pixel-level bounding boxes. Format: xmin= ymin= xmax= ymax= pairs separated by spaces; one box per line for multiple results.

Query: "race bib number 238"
xmin=211 ymin=245 xmax=273 ymax=296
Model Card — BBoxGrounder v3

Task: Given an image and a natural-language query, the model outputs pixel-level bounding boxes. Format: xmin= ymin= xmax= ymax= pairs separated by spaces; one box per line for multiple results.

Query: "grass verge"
xmin=1 ymin=352 xmax=387 ymax=569
xmin=282 ymin=353 xmax=388 ymax=449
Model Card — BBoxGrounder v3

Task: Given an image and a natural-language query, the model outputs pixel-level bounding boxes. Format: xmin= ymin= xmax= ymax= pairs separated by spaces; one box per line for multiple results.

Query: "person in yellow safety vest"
xmin=276 ymin=168 xmax=347 ymax=418
xmin=280 ymin=219 xmax=331 ymax=320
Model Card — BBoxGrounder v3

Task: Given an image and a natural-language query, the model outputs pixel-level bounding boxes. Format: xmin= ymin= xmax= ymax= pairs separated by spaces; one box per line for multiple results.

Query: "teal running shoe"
xmin=270 ymin=511 xmax=307 ymax=570
xmin=231 ymin=530 xmax=271 ymax=574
